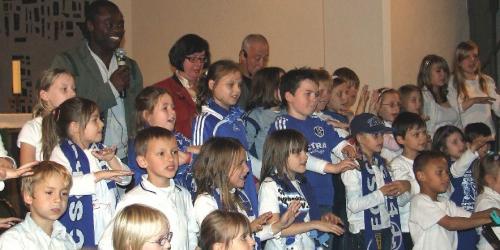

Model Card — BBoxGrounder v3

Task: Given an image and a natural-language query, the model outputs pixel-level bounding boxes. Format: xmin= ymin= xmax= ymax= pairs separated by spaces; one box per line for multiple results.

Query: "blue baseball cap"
xmin=350 ymin=113 xmax=392 ymax=136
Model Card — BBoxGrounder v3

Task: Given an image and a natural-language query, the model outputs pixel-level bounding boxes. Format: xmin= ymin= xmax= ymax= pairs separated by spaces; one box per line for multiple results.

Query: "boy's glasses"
xmin=148 ymin=232 xmax=173 ymax=246
xmin=185 ymin=56 xmax=208 ymax=64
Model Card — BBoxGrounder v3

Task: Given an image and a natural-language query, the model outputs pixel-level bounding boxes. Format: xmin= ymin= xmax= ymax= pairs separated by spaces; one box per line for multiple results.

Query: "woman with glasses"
xmin=112 ymin=204 xmax=172 ymax=250
xmin=154 ymin=34 xmax=211 ymax=139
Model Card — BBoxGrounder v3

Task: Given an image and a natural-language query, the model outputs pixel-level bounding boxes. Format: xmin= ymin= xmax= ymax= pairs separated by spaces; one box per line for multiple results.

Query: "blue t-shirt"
xmin=269 ymin=114 xmax=344 ymax=206
xmin=192 ymin=100 xmax=258 ymax=213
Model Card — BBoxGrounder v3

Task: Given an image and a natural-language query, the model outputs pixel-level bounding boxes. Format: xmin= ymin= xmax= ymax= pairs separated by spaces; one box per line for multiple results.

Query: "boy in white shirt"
xmin=0 ymin=161 xmax=76 ymax=250
xmin=98 ymin=127 xmax=198 ymax=250
xmin=409 ymin=151 xmax=496 ymax=250
xmin=389 ymin=112 xmax=428 ymax=248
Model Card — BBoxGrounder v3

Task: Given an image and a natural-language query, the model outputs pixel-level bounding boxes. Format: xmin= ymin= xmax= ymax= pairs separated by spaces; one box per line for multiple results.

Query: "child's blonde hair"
xmin=193 ymin=137 xmax=247 ymax=213
xmin=134 ymin=86 xmax=171 ymax=134
xmin=32 ymin=69 xmax=74 ymax=117
xmin=198 ymin=210 xmax=252 ymax=250
xmin=474 ymin=153 xmax=500 ymax=194
xmin=113 ymin=204 xmax=169 ymax=250
xmin=452 ymin=41 xmax=488 ymax=100
xmin=21 ymin=161 xmax=72 ymax=197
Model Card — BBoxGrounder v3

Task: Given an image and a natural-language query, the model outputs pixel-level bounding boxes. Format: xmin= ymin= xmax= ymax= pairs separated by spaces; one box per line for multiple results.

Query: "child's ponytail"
xmin=41 ymin=108 xmax=59 ymax=160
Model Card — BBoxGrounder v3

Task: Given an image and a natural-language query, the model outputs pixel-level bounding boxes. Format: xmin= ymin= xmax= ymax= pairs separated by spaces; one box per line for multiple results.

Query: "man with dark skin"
xmin=237 ymin=34 xmax=270 ymax=108
xmin=51 ymin=0 xmax=143 ymax=162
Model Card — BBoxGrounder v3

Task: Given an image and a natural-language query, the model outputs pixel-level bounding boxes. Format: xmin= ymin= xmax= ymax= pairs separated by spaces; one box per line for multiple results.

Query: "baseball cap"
xmin=350 ymin=113 xmax=392 ymax=136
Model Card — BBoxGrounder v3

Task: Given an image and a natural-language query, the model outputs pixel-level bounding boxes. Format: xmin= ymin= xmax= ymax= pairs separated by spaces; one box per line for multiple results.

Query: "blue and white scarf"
xmin=58 ymin=139 xmax=116 ymax=247
xmin=271 ymin=175 xmax=330 ymax=248
xmin=360 ymin=154 xmax=404 ymax=250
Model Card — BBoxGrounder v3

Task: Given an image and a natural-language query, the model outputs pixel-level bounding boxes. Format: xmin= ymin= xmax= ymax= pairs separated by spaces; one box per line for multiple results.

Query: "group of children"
xmin=0 ymin=40 xmax=498 ymax=250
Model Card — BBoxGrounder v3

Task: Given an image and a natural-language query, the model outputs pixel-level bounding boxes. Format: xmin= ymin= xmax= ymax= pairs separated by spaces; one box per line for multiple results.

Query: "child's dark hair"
xmin=464 ymin=122 xmax=492 ymax=143
xmin=417 ymin=54 xmax=450 ymax=104
xmin=196 ymin=60 xmax=241 ymax=111
xmin=413 ymin=150 xmax=447 ymax=178
xmin=331 ymin=75 xmax=347 ymax=89
xmin=280 ymin=68 xmax=318 ymax=107
xmin=431 ymin=125 xmax=464 ymax=155
xmin=193 ymin=137 xmax=247 ymax=213
xmin=246 ymin=67 xmax=285 ymax=111
xmin=333 ymin=67 xmax=360 ymax=88
xmin=135 ymin=86 xmax=169 ymax=134
xmin=260 ymin=129 xmax=308 ymax=181
xmin=398 ymin=84 xmax=423 ymax=113
xmin=41 ymin=97 xmax=99 ymax=160
xmin=198 ymin=210 xmax=252 ymax=250
xmin=134 ymin=126 xmax=175 ymax=157
xmin=392 ymin=112 xmax=426 ymax=146
xmin=473 ymin=153 xmax=500 ymax=193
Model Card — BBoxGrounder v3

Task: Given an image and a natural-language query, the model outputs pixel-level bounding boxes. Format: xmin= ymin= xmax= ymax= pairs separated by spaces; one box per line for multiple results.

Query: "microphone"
xmin=115 ymin=48 xmax=127 ymax=98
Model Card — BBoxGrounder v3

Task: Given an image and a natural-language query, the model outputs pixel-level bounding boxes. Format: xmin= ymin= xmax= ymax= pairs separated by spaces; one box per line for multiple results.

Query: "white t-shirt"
xmin=475 ymin=186 xmax=500 ymax=250
xmin=17 ymin=116 xmax=43 ymax=161
xmin=389 ymin=155 xmax=417 ymax=233
xmin=421 ymin=86 xmax=460 ymax=137
xmin=447 ymin=75 xmax=500 ymax=136
xmin=409 ymin=193 xmax=471 ymax=250
xmin=259 ymin=177 xmax=315 ymax=250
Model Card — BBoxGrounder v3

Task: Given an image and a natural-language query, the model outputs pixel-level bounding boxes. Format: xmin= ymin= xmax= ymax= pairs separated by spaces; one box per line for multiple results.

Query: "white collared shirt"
xmin=0 ymin=213 xmax=77 ymax=250
xmin=87 ymin=44 xmax=128 ymax=159
xmin=475 ymin=186 xmax=500 ymax=250
xmin=175 ymin=71 xmax=197 ymax=102
xmin=98 ymin=175 xmax=198 ymax=250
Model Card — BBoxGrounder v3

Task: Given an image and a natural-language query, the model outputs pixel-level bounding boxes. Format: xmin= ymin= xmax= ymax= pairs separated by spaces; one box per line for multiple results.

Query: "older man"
xmin=238 ymin=34 xmax=269 ymax=108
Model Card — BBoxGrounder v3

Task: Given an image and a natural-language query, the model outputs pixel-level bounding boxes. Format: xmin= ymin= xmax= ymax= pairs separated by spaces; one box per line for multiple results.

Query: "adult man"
xmin=237 ymin=34 xmax=269 ymax=108
xmin=51 ymin=0 xmax=143 ymax=161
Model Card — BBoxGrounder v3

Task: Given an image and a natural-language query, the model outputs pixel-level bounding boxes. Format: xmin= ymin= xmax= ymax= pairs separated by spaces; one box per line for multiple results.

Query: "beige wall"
xmin=391 ymin=0 xmax=469 ymax=87
xmin=114 ymin=0 xmax=469 ymax=88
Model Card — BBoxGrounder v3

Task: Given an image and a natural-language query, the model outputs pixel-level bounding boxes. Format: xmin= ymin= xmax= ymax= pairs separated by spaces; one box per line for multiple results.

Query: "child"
xmin=389 ymin=112 xmax=428 ymax=249
xmin=244 ymin=67 xmax=285 ymax=160
xmin=314 ymin=69 xmax=333 ymax=113
xmin=409 ymin=151 xmax=496 ymax=250
xmin=465 ymin=122 xmax=493 ymax=159
xmin=18 ymin=69 xmax=76 ymax=165
xmin=435 ymin=123 xmax=493 ymax=250
xmin=269 ymin=69 xmax=357 ymax=248
xmin=46 ymin=97 xmax=133 ymax=247
xmin=342 ymin=113 xmax=407 ymax=250
xmin=0 ymin=161 xmax=76 ymax=249
xmin=198 ymin=210 xmax=256 ymax=250
xmin=398 ymin=84 xmax=425 ymax=118
xmin=417 ymin=54 xmax=459 ymax=137
xmin=193 ymin=137 xmax=299 ymax=247
xmin=474 ymin=153 xmax=500 ymax=250
xmin=375 ymin=88 xmax=402 ymax=162
xmin=192 ymin=59 xmax=259 ymax=211
xmin=112 ymin=204 xmax=171 ymax=250
xmin=131 ymin=86 xmax=198 ymax=192
xmin=259 ymin=129 xmax=345 ymax=249
xmin=323 ymin=75 xmax=351 ymax=138
xmin=99 ymin=126 xmax=198 ymax=250
xmin=333 ymin=67 xmax=360 ymax=120
xmin=448 ymin=41 xmax=500 ymax=136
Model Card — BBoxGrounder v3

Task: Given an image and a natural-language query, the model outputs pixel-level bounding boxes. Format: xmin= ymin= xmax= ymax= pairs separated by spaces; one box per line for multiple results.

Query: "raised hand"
xmin=110 ymin=66 xmax=130 ymax=92
xmin=0 ymin=217 xmax=21 ymax=229
xmin=0 ymin=161 xmax=36 ymax=181
xmin=277 ymin=201 xmax=302 ymax=230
